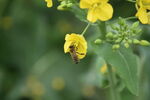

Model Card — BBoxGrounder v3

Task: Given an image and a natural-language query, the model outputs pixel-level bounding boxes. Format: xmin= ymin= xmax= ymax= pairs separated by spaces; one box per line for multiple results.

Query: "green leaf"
xmin=81 ymin=57 xmax=109 ymax=88
xmin=93 ymin=43 xmax=139 ymax=95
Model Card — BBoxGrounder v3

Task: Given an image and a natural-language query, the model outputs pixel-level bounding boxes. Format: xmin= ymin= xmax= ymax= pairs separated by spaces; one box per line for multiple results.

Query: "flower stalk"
xmin=107 ymin=63 xmax=120 ymax=100
xmin=98 ymin=22 xmax=120 ymax=100
xmin=125 ymin=16 xmax=137 ymax=20
xmin=127 ymin=0 xmax=136 ymax=3
xmin=81 ymin=23 xmax=91 ymax=35
xmin=98 ymin=22 xmax=106 ymax=39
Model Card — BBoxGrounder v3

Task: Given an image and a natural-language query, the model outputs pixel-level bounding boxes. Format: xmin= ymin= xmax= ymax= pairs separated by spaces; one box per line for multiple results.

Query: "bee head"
xmin=69 ymin=45 xmax=74 ymax=48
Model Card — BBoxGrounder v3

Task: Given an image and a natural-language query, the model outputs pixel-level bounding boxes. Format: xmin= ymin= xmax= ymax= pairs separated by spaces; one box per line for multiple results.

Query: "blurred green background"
xmin=0 ymin=0 xmax=150 ymax=100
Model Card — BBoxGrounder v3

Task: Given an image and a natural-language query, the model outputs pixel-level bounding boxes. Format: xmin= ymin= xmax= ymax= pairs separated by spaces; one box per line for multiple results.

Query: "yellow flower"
xmin=100 ymin=64 xmax=107 ymax=74
xmin=45 ymin=0 xmax=53 ymax=7
xmin=80 ymin=0 xmax=113 ymax=23
xmin=100 ymin=64 xmax=115 ymax=74
xmin=82 ymin=85 xmax=95 ymax=97
xmin=64 ymin=33 xmax=87 ymax=61
xmin=136 ymin=0 xmax=150 ymax=24
xmin=51 ymin=77 xmax=65 ymax=91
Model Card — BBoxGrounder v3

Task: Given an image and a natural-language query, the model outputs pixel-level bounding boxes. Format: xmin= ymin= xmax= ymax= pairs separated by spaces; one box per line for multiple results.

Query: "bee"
xmin=69 ymin=45 xmax=85 ymax=64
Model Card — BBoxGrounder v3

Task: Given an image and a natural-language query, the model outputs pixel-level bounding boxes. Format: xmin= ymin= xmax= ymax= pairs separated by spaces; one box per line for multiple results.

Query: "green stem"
xmin=98 ymin=22 xmax=120 ymax=100
xmin=81 ymin=23 xmax=90 ymax=35
xmin=107 ymin=63 xmax=120 ymax=100
xmin=98 ymin=21 xmax=106 ymax=39
xmin=125 ymin=16 xmax=137 ymax=20
xmin=127 ymin=0 xmax=136 ymax=3
xmin=137 ymin=56 xmax=146 ymax=100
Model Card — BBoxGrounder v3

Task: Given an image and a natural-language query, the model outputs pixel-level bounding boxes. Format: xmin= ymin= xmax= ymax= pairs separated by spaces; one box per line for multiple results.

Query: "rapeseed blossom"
xmin=64 ymin=33 xmax=87 ymax=60
xmin=136 ymin=0 xmax=150 ymax=24
xmin=80 ymin=0 xmax=113 ymax=22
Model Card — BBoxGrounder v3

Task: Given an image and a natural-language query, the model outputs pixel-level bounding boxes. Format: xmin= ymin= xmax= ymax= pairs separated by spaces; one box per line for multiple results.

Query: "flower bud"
xmin=140 ymin=40 xmax=150 ymax=46
xmin=111 ymin=25 xmax=116 ymax=30
xmin=118 ymin=17 xmax=125 ymax=26
xmin=133 ymin=39 xmax=140 ymax=44
xmin=94 ymin=39 xmax=102 ymax=44
xmin=106 ymin=32 xmax=113 ymax=38
xmin=113 ymin=34 xmax=118 ymax=39
xmin=61 ymin=1 xmax=66 ymax=5
xmin=132 ymin=21 xmax=139 ymax=29
xmin=115 ymin=38 xmax=122 ymax=43
xmin=112 ymin=44 xmax=120 ymax=50
xmin=67 ymin=3 xmax=73 ymax=7
xmin=124 ymin=43 xmax=129 ymax=48
xmin=57 ymin=5 xmax=65 ymax=10
xmin=122 ymin=40 xmax=126 ymax=43
xmin=136 ymin=29 xmax=142 ymax=33
xmin=128 ymin=39 xmax=132 ymax=44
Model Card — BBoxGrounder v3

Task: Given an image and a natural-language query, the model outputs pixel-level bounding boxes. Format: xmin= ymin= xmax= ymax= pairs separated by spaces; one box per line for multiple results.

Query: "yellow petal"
xmin=147 ymin=12 xmax=150 ymax=24
xmin=142 ymin=0 xmax=150 ymax=4
xmin=80 ymin=0 xmax=109 ymax=9
xmin=45 ymin=0 xmax=53 ymax=8
xmin=136 ymin=7 xmax=148 ymax=24
xmin=80 ymin=0 xmax=92 ymax=8
xmin=87 ymin=7 xmax=98 ymax=23
xmin=96 ymin=3 xmax=113 ymax=21
xmin=76 ymin=41 xmax=87 ymax=59
xmin=137 ymin=0 xmax=150 ymax=9
xmin=142 ymin=0 xmax=150 ymax=9
xmin=64 ymin=41 xmax=72 ymax=53
xmin=65 ymin=34 xmax=86 ymax=44
xmin=137 ymin=0 xmax=142 ymax=6
xmin=100 ymin=0 xmax=109 ymax=3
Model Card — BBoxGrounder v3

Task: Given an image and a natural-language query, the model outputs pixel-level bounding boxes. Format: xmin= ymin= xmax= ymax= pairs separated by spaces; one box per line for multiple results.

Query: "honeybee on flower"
xmin=64 ymin=33 xmax=87 ymax=64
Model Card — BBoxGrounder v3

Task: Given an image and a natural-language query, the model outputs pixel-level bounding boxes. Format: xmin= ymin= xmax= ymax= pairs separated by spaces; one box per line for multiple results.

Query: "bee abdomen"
xmin=73 ymin=56 xmax=79 ymax=64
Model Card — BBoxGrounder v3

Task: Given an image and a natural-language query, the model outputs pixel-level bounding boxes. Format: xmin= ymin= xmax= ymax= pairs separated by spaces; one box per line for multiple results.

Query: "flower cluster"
xmin=57 ymin=0 xmax=73 ymax=10
xmin=95 ymin=17 xmax=150 ymax=49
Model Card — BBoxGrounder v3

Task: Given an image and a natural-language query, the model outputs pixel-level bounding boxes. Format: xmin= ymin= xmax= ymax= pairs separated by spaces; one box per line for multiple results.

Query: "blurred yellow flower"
xmin=26 ymin=76 xmax=45 ymax=96
xmin=0 ymin=16 xmax=12 ymax=30
xmin=100 ymin=64 xmax=115 ymax=74
xmin=80 ymin=0 xmax=113 ymax=23
xmin=100 ymin=64 xmax=107 ymax=74
xmin=82 ymin=85 xmax=95 ymax=97
xmin=136 ymin=0 xmax=150 ymax=24
xmin=64 ymin=33 xmax=87 ymax=62
xmin=51 ymin=77 xmax=65 ymax=91
xmin=45 ymin=0 xmax=53 ymax=7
